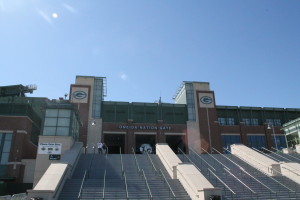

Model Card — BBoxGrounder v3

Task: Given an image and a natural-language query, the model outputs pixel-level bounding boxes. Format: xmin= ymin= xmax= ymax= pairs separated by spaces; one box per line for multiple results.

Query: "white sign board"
xmin=198 ymin=93 xmax=215 ymax=108
xmin=38 ymin=143 xmax=62 ymax=154
xmin=71 ymin=87 xmax=89 ymax=103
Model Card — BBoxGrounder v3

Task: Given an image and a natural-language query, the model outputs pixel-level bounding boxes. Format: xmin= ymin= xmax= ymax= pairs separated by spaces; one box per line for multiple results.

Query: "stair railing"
xmin=271 ymin=147 xmax=300 ymax=162
xmin=177 ymin=148 xmax=202 ymax=172
xmin=77 ymin=170 xmax=87 ymax=199
xmin=142 ymin=169 xmax=153 ymax=200
xmin=123 ymin=171 xmax=129 ymax=199
xmin=159 ymin=169 xmax=176 ymax=199
xmin=201 ymin=147 xmax=230 ymax=171
xmin=224 ymin=168 xmax=257 ymax=195
xmin=252 ymin=147 xmax=281 ymax=162
xmin=132 ymin=147 xmax=141 ymax=175
xmin=224 ymin=148 xmax=295 ymax=193
xmin=102 ymin=170 xmax=106 ymax=200
xmin=212 ymin=147 xmax=276 ymax=194
xmin=120 ymin=147 xmax=124 ymax=176
xmin=262 ymin=147 xmax=293 ymax=162
xmin=87 ymin=150 xmax=95 ymax=178
xmin=207 ymin=168 xmax=236 ymax=198
xmin=146 ymin=150 xmax=158 ymax=175
xmin=189 ymin=148 xmax=216 ymax=171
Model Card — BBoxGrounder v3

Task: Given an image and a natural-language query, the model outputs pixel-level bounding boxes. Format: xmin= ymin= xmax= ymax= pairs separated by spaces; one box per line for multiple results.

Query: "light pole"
xmin=267 ymin=123 xmax=278 ymax=150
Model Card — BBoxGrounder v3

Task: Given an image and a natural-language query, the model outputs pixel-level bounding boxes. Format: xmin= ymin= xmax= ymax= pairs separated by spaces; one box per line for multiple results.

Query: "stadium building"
xmin=70 ymin=76 xmax=300 ymax=155
xmin=2 ymin=76 xmax=300 ymax=199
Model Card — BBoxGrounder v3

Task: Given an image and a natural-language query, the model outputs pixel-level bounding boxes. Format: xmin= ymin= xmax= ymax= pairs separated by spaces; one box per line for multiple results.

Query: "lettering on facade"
xmin=118 ymin=125 xmax=171 ymax=131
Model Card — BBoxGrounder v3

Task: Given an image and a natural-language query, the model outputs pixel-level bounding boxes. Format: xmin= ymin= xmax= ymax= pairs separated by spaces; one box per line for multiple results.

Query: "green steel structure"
xmin=102 ymin=101 xmax=188 ymax=124
xmin=216 ymin=106 xmax=300 ymax=126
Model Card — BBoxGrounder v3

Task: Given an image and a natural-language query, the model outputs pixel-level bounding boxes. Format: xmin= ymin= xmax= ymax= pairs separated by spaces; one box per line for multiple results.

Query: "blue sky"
xmin=1 ymin=0 xmax=300 ymax=108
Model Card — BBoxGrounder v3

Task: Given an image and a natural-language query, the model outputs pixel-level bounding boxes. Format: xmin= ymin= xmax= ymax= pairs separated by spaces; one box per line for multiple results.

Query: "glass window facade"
xmin=272 ymin=135 xmax=287 ymax=149
xmin=218 ymin=117 xmax=235 ymax=126
xmin=0 ymin=132 xmax=12 ymax=164
xmin=43 ymin=108 xmax=79 ymax=140
xmin=247 ymin=135 xmax=266 ymax=150
xmin=242 ymin=118 xmax=259 ymax=126
xmin=222 ymin=135 xmax=241 ymax=151
xmin=185 ymin=83 xmax=196 ymax=121
xmin=92 ymin=78 xmax=104 ymax=118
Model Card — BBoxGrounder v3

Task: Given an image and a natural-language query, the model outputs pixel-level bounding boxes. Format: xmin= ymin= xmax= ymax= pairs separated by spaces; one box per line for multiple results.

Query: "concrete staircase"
xmin=58 ymin=153 xmax=190 ymax=200
xmin=181 ymin=149 xmax=300 ymax=200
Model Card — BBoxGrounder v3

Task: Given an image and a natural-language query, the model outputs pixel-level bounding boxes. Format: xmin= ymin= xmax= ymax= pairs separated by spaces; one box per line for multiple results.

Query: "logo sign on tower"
xmin=199 ymin=93 xmax=214 ymax=108
xmin=71 ymin=87 xmax=89 ymax=103
xmin=73 ymin=91 xmax=87 ymax=99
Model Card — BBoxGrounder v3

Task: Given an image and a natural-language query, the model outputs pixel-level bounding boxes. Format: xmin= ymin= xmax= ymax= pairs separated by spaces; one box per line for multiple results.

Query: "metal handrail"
xmin=212 ymin=148 xmax=276 ymax=193
xmin=120 ymin=147 xmax=124 ymax=176
xmin=178 ymin=148 xmax=202 ymax=172
xmin=78 ymin=170 xmax=87 ymax=199
xmin=189 ymin=148 xmax=216 ymax=171
xmin=132 ymin=147 xmax=141 ymax=175
xmin=88 ymin=151 xmax=95 ymax=178
xmin=262 ymin=147 xmax=293 ymax=162
xmin=207 ymin=168 xmax=236 ymax=195
xmin=272 ymin=147 xmax=300 ymax=162
xmin=142 ymin=169 xmax=152 ymax=199
xmin=224 ymin=168 xmax=256 ymax=194
xmin=123 ymin=171 xmax=129 ymax=199
xmin=225 ymin=148 xmax=295 ymax=192
xmin=146 ymin=150 xmax=158 ymax=174
xmin=102 ymin=170 xmax=106 ymax=199
xmin=252 ymin=147 xmax=281 ymax=162
xmin=201 ymin=147 xmax=230 ymax=171
xmin=159 ymin=169 xmax=176 ymax=199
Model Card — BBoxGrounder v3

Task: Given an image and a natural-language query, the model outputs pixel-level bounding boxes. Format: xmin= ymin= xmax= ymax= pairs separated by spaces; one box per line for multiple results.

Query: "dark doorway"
xmin=135 ymin=135 xmax=156 ymax=154
xmin=104 ymin=134 xmax=125 ymax=154
xmin=166 ymin=135 xmax=186 ymax=154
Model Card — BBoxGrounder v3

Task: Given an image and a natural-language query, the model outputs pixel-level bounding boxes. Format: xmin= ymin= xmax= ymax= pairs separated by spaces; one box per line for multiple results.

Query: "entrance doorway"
xmin=104 ymin=134 xmax=125 ymax=154
xmin=166 ymin=135 xmax=186 ymax=154
xmin=135 ymin=135 xmax=156 ymax=154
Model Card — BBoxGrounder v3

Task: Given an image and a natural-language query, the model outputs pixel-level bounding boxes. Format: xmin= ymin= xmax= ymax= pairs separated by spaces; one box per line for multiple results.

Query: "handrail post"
xmin=146 ymin=150 xmax=158 ymax=175
xmin=142 ymin=169 xmax=152 ymax=199
xmin=132 ymin=147 xmax=141 ymax=175
xmin=120 ymin=147 xmax=124 ymax=176
xmin=78 ymin=170 xmax=87 ymax=199
xmin=102 ymin=170 xmax=106 ymax=200
xmin=159 ymin=169 xmax=176 ymax=199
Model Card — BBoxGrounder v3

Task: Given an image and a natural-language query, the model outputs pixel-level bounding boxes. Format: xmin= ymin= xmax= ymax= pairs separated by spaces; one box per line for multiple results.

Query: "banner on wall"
xmin=38 ymin=143 xmax=62 ymax=154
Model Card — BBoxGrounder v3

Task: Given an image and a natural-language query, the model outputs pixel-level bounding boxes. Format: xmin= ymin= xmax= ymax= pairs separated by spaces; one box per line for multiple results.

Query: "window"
xmin=243 ymin=118 xmax=258 ymax=126
xmin=227 ymin=118 xmax=235 ymax=126
xmin=266 ymin=119 xmax=273 ymax=126
xmin=247 ymin=135 xmax=266 ymax=150
xmin=43 ymin=109 xmax=71 ymax=136
xmin=218 ymin=117 xmax=235 ymax=126
xmin=266 ymin=119 xmax=281 ymax=127
xmin=185 ymin=83 xmax=196 ymax=121
xmin=272 ymin=135 xmax=287 ymax=149
xmin=242 ymin=118 xmax=251 ymax=126
xmin=0 ymin=133 xmax=12 ymax=164
xmin=251 ymin=118 xmax=259 ymax=126
xmin=222 ymin=135 xmax=241 ymax=152
xmin=218 ymin=118 xmax=226 ymax=125
xmin=274 ymin=119 xmax=281 ymax=126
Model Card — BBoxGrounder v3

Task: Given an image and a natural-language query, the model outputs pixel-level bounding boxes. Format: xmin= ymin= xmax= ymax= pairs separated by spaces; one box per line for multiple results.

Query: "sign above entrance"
xmin=118 ymin=125 xmax=171 ymax=131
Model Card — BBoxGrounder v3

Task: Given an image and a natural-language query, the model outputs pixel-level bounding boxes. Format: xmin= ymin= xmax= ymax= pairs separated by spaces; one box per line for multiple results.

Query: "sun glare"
xmin=52 ymin=13 xmax=58 ymax=19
